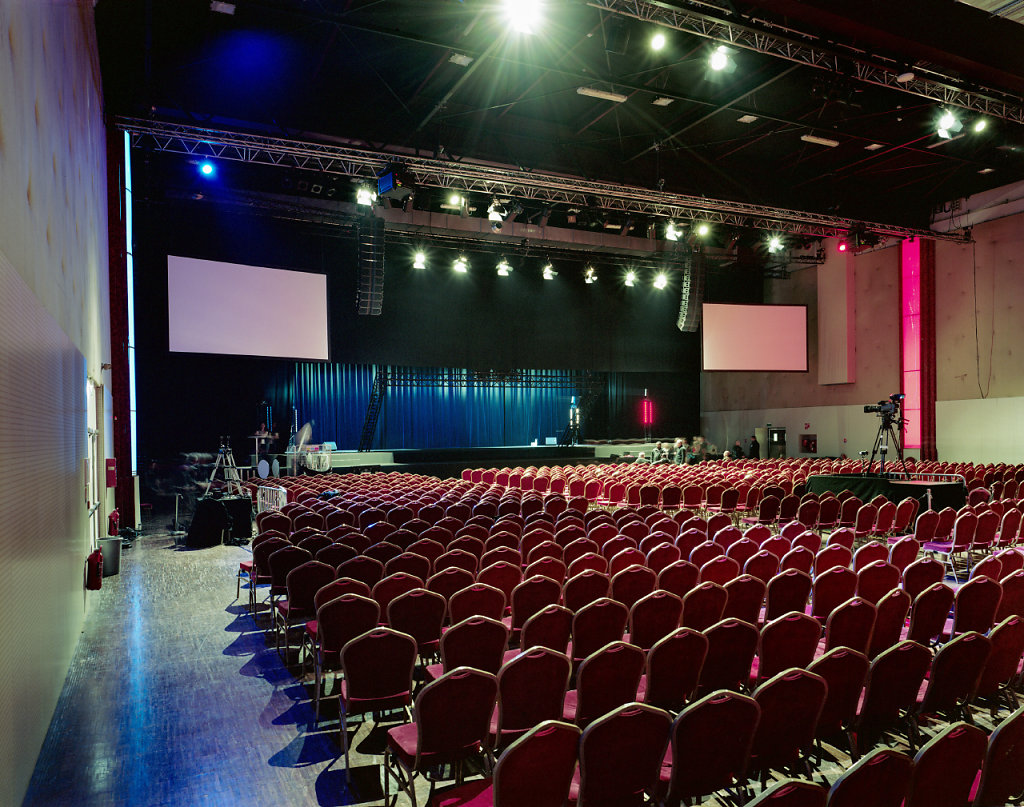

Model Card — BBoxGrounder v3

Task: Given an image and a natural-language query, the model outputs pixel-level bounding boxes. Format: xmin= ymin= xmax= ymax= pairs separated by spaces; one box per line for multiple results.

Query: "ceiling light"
xmin=198 ymin=160 xmax=215 ymax=177
xmin=737 ymin=114 xmax=758 ymax=124
xmin=937 ymin=109 xmax=963 ymax=140
xmin=696 ymin=223 xmax=710 ymax=237
xmin=837 ymin=240 xmax=849 ymax=253
xmin=864 ymin=143 xmax=884 ymax=151
xmin=496 ymin=258 xmax=513 ymax=277
xmin=449 ymin=53 xmax=473 ymax=67
xmin=577 ymin=87 xmax=629 ymax=103
xmin=210 ymin=1 xmax=235 ymax=13
xmin=542 ymin=262 xmax=557 ymax=280
xmin=453 ymin=255 xmax=468 ymax=274
xmin=413 ymin=252 xmax=426 ymax=269
xmin=652 ymin=97 xmax=674 ymax=107
xmin=651 ymin=32 xmax=666 ymax=51
xmin=896 ymin=70 xmax=915 ymax=83
xmin=978 ymin=167 xmax=995 ymax=174
xmin=800 ymin=133 xmax=840 ymax=148
xmin=584 ymin=264 xmax=597 ymax=284
xmin=973 ymin=119 xmax=987 ymax=133
xmin=767 ymin=235 xmax=784 ymax=254
xmin=709 ymin=45 xmax=730 ymax=72
xmin=504 ymin=0 xmax=542 ymax=34
xmin=624 ymin=270 xmax=636 ymax=287
xmin=449 ymin=193 xmax=463 ymax=207
xmin=665 ymin=222 xmax=680 ymax=241
xmin=356 ymin=186 xmax=377 ymax=206
xmin=653 ymin=273 xmax=668 ymax=290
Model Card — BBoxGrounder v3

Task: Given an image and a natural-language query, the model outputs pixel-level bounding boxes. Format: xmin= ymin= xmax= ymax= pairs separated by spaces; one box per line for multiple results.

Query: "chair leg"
xmin=342 ymin=710 xmax=351 ymax=784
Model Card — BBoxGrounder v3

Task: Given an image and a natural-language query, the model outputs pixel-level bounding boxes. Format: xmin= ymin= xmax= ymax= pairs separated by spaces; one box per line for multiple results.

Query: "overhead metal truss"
xmin=119 ymin=116 xmax=969 ymax=242
xmin=376 ymin=368 xmax=603 ymax=390
xmin=588 ymin=0 xmax=1024 ymax=125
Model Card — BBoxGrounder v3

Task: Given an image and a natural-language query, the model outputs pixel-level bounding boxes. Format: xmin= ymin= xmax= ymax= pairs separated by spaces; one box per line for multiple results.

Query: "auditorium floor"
xmin=21 ymin=520 xmax=1004 ymax=807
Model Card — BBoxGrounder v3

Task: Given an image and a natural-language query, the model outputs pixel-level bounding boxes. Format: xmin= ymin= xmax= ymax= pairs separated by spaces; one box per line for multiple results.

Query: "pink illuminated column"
xmin=899 ymin=239 xmax=937 ymax=460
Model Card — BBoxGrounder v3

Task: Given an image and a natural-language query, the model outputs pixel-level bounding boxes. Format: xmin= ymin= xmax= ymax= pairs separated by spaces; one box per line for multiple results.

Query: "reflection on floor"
xmin=22 ymin=519 xmax=1009 ymax=806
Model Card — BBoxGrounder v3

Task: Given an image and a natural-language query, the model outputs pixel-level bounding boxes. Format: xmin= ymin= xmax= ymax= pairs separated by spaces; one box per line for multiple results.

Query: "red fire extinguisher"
xmin=86 ymin=549 xmax=103 ymax=590
xmin=108 ymin=508 xmax=120 ymax=536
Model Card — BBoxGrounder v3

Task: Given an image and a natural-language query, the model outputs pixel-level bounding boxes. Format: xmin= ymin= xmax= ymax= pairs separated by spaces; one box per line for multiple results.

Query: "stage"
xmin=806 ymin=473 xmax=967 ymax=512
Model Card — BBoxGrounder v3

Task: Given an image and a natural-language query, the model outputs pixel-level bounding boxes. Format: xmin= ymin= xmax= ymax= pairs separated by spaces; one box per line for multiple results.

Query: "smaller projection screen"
xmin=167 ymin=256 xmax=329 ymax=360
xmin=702 ymin=303 xmax=808 ymax=372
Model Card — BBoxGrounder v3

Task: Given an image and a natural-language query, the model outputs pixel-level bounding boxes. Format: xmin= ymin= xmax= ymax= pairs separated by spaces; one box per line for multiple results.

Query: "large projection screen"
xmin=167 ymin=256 xmax=329 ymax=360
xmin=702 ymin=303 xmax=808 ymax=372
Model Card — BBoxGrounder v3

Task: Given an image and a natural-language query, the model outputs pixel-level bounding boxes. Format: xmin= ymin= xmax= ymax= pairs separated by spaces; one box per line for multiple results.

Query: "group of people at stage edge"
xmin=640 ymin=433 xmax=760 ymax=465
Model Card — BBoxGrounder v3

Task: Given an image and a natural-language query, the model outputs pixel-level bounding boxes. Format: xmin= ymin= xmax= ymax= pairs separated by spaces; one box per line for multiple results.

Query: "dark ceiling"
xmin=95 ymin=0 xmax=1024 ymax=238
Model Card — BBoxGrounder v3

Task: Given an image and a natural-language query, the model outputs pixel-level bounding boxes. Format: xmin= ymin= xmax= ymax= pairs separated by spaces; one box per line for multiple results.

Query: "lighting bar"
xmin=577 ymin=87 xmax=629 ymax=103
xmin=800 ymin=134 xmax=840 ymax=148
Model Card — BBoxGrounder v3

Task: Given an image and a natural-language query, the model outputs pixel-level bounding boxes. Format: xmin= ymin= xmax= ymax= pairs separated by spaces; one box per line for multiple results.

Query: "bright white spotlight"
xmin=651 ymin=32 xmax=666 ymax=51
xmin=449 ymin=192 xmax=463 ymax=207
xmin=709 ymin=45 xmax=729 ymax=71
xmin=974 ymin=118 xmax=987 ymax=133
xmin=696 ymin=223 xmax=710 ymax=237
xmin=936 ymin=109 xmax=962 ymax=140
xmin=665 ymin=221 xmax=680 ymax=241
xmin=767 ymin=235 xmax=783 ymax=254
xmin=454 ymin=255 xmax=468 ymax=273
xmin=413 ymin=251 xmax=427 ymax=269
xmin=624 ymin=270 xmax=636 ymax=287
xmin=496 ymin=258 xmax=513 ymax=277
xmin=542 ymin=262 xmax=557 ymax=280
xmin=654 ymin=273 xmax=668 ymax=289
xmin=505 ymin=0 xmax=542 ymax=34
xmin=356 ymin=187 xmax=377 ymax=206
xmin=939 ymin=111 xmax=956 ymax=130
xmin=584 ymin=264 xmax=597 ymax=284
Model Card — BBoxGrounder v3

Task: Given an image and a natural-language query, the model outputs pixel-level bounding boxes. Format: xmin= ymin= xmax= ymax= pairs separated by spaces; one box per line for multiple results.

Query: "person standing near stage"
xmin=733 ymin=439 xmax=744 ymax=458
xmin=651 ymin=441 xmax=667 ymax=463
xmin=748 ymin=434 xmax=760 ymax=459
xmin=672 ymin=438 xmax=687 ymax=464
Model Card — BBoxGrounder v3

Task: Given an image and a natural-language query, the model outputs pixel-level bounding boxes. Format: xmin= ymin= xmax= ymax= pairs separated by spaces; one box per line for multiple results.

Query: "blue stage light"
xmin=199 ymin=161 xmax=215 ymax=177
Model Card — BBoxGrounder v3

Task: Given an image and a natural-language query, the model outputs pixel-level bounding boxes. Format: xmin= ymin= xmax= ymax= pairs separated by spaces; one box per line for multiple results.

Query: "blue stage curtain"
xmin=293 ymin=364 xmax=574 ymax=449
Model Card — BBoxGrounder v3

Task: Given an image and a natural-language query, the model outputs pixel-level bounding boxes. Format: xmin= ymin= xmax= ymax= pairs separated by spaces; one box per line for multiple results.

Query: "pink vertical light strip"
xmin=900 ymin=240 xmax=922 ymax=448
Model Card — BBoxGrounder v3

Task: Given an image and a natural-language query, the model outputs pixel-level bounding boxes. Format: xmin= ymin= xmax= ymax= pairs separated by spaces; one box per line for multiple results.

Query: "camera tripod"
xmin=203 ymin=437 xmax=243 ymax=497
xmin=867 ymin=416 xmax=910 ymax=477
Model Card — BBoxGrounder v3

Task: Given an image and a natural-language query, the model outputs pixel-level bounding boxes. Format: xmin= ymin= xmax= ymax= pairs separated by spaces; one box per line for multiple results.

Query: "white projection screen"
xmin=167 ymin=256 xmax=329 ymax=360
xmin=702 ymin=303 xmax=808 ymax=372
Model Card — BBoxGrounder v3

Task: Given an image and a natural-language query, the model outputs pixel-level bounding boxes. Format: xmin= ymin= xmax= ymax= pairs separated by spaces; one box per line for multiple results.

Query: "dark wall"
xmin=133 ymin=193 xmax=709 ymax=457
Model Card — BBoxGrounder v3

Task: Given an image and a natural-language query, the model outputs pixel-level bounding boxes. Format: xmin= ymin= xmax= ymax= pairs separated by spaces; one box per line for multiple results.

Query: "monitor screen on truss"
xmin=167 ymin=255 xmax=329 ymax=360
xmin=701 ymin=303 xmax=808 ymax=372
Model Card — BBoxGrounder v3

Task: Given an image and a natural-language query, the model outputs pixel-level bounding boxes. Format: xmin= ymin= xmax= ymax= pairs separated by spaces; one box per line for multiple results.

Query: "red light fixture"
xmin=641 ymin=397 xmax=654 ymax=426
xmin=837 ymin=240 xmax=849 ymax=253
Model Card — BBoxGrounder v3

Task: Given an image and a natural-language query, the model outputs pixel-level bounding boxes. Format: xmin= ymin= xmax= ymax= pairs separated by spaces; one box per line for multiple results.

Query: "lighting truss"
xmin=118 ymin=116 xmax=968 ymax=242
xmin=587 ymin=0 xmax=1024 ymax=125
xmin=376 ymin=367 xmax=604 ymax=390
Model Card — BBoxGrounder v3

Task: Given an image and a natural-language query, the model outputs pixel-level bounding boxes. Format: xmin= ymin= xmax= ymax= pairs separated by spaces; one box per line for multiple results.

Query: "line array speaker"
xmin=676 ymin=252 xmax=705 ymax=333
xmin=357 ymin=218 xmax=385 ymax=316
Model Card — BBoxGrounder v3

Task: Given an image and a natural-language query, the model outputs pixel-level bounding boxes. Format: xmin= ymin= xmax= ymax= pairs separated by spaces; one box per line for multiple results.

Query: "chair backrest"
xmin=643 ymin=628 xmax=708 ymax=712
xmin=973 ymin=705 xmax=1024 ymax=807
xmin=570 ymin=597 xmax=629 ymax=663
xmin=490 ymin=720 xmax=581 ymax=807
xmin=449 ymin=582 xmax=506 ymax=625
xmin=906 ymin=582 xmax=956 ymax=645
xmin=853 ymin=541 xmax=888 ymax=573
xmin=562 ymin=568 xmax=610 ymax=612
xmin=340 ymin=626 xmax=417 ymax=707
xmin=857 ymin=640 xmax=932 ymax=740
xmin=577 ymin=702 xmax=671 ymax=807
xmin=476 ymin=560 xmax=523 ymax=607
xmin=573 ymin=641 xmax=646 ymax=727
xmin=750 ymin=668 xmax=828 ymax=775
xmin=628 ymin=589 xmax=684 ymax=651
xmin=336 ymin=554 xmax=385 ymax=589
xmin=917 ymin=631 xmax=992 ymax=718
xmin=317 ymin=593 xmax=380 ymax=656
xmin=904 ymin=722 xmax=987 ymax=807
xmin=681 ymin=581 xmax=728 ymax=632
xmin=285 ymin=560 xmax=337 ymax=614
xmin=440 ymin=615 xmax=509 ymax=675
xmin=699 ymin=555 xmax=741 ymax=587
xmin=887 ymin=536 xmax=920 ymax=573
xmin=950 ymin=575 xmax=1002 ymax=636
xmin=747 ymin=779 xmax=828 ymax=807
xmin=808 ymin=646 xmax=869 ymax=740
xmin=780 ymin=546 xmax=814 ymax=575
xmin=764 ymin=568 xmax=813 ymax=622
xmin=827 ymin=528 xmax=855 ymax=551
xmin=521 ymin=604 xmax=573 ymax=654
xmin=426 ymin=567 xmax=478 ymax=611
xmin=384 ymin=550 xmax=432 ymax=582
xmin=664 ymin=690 xmax=761 ymax=804
xmin=387 ymin=588 xmax=446 ymax=654
xmin=823 ymin=596 xmax=877 ymax=655
xmin=722 ymin=573 xmax=766 ymax=626
xmin=657 ymin=559 xmax=699 ymax=600
xmin=745 ymin=550 xmax=781 ymax=585
xmin=610 ymin=564 xmax=657 ymax=610
xmin=826 ymin=748 xmax=913 ymax=807
xmin=268 ymin=545 xmax=314 ymax=590
xmin=901 ymin=557 xmax=944 ymax=600
xmin=314 ymin=576 xmax=372 ymax=610
xmin=372 ymin=571 xmax=423 ymax=615
xmin=494 ymin=648 xmax=571 ymax=745
xmin=699 ymin=617 xmax=759 ymax=694
xmin=727 ymin=538 xmax=760 ymax=569
xmin=811 ymin=566 xmax=857 ymax=621
xmin=814 ymin=544 xmax=853 ymax=577
xmin=854 ymin=560 xmax=901 ymax=605
xmin=758 ymin=610 xmax=821 ymax=683
xmin=411 ymin=667 xmax=498 ymax=769
xmin=867 ymin=588 xmax=911 ymax=658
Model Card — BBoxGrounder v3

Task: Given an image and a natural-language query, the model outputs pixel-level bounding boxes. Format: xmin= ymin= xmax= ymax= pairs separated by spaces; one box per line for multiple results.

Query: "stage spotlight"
xmin=653 ymin=273 xmax=668 ymax=289
xmin=584 ymin=264 xmax=597 ymax=284
xmin=767 ymin=234 xmax=784 ymax=254
xmin=973 ymin=118 xmax=987 ymax=133
xmin=624 ymin=270 xmax=636 ymax=287
xmin=696 ymin=222 xmax=710 ymax=237
xmin=937 ymin=109 xmax=962 ymax=139
xmin=837 ymin=239 xmax=849 ymax=253
xmin=504 ymin=0 xmax=542 ymax=34
xmin=448 ymin=192 xmax=463 ymax=207
xmin=496 ymin=257 xmax=513 ymax=277
xmin=665 ymin=221 xmax=680 ymax=241
xmin=356 ymin=186 xmax=377 ymax=206
xmin=453 ymin=255 xmax=469 ymax=273
xmin=413 ymin=251 xmax=427 ymax=269
xmin=542 ymin=262 xmax=557 ymax=280
xmin=651 ymin=32 xmax=666 ymax=51
xmin=709 ymin=45 xmax=731 ymax=72
xmin=198 ymin=160 xmax=215 ymax=177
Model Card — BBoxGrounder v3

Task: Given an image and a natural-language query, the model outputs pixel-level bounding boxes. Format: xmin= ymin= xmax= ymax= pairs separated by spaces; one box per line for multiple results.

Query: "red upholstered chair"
xmin=723 ymin=573 xmax=766 ymax=626
xmin=808 ymin=647 xmax=869 ymax=762
xmin=780 ymin=546 xmax=814 ymax=576
xmin=916 ymin=631 xmax=991 ymax=724
xmin=562 ymin=641 xmax=645 ymax=728
xmin=427 ymin=567 xmax=477 ymax=618
xmin=853 ymin=640 xmax=932 ymax=757
xmin=947 ymin=575 xmax=1002 ymax=638
xmin=273 ymin=559 xmax=335 ymax=660
xmin=384 ymin=667 xmax=498 ymax=805
xmin=901 ymin=557 xmax=944 ymax=600
xmin=387 ymin=587 xmax=446 ymax=663
xmin=754 ymin=610 xmax=821 ymax=686
xmin=426 ymin=615 xmax=508 ymax=680
xmin=336 ymin=554 xmax=385 ymax=590
xmin=448 ymin=582 xmax=506 ymax=625
xmin=476 ymin=560 xmax=522 ymax=609
xmin=906 ymin=582 xmax=955 ymax=647
xmin=972 ymin=706 xmax=1024 ymax=807
xmin=681 ymin=581 xmax=728 ymax=632
xmin=903 ymin=722 xmax=987 ymax=807
xmin=610 ymin=564 xmax=657 ymax=611
xmin=307 ymin=593 xmax=380 ymax=722
xmin=519 ymin=604 xmax=573 ymax=655
xmin=748 ymin=669 xmax=828 ymax=787
xmin=266 ymin=545 xmax=313 ymax=621
xmin=746 ymin=780 xmax=827 ymax=807
xmin=489 ymin=647 xmax=571 ymax=751
xmin=506 ymin=574 xmax=562 ymax=643
xmin=867 ymin=587 xmax=911 ymax=659
xmin=745 ymin=550 xmax=781 ymax=586
xmin=570 ymin=702 xmax=671 ymax=807
xmin=698 ymin=617 xmax=759 ymax=695
xmin=825 ymin=748 xmax=912 ymax=807
xmin=569 ymin=597 xmax=629 ymax=668
xmin=636 ymin=627 xmax=708 ymax=713
xmin=811 ymin=566 xmax=857 ymax=622
xmin=628 ymin=590 xmax=684 ymax=652
xmin=372 ymin=571 xmax=423 ymax=618
xmin=562 ymin=569 xmax=610 ymax=612
xmin=384 ymin=551 xmax=431 ymax=582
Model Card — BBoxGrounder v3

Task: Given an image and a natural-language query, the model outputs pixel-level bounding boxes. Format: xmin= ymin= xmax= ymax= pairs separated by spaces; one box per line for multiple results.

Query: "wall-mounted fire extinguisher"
xmin=86 ymin=549 xmax=103 ymax=590
xmin=108 ymin=508 xmax=120 ymax=536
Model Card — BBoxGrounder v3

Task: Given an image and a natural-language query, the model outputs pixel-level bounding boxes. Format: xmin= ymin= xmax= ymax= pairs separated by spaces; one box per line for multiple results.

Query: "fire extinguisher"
xmin=108 ymin=508 xmax=120 ymax=537
xmin=86 ymin=549 xmax=103 ymax=590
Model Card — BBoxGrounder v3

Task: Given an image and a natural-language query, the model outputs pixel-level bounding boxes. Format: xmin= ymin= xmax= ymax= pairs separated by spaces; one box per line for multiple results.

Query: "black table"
xmin=805 ymin=474 xmax=966 ymax=512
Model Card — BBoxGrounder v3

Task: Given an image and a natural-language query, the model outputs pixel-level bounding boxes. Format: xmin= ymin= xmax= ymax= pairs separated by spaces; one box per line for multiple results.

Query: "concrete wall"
xmin=0 ymin=2 xmax=110 ymax=804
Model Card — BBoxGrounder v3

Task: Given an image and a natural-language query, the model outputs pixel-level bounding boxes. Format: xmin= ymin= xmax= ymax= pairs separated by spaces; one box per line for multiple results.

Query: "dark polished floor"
xmin=22 ymin=523 xmax=429 ymax=807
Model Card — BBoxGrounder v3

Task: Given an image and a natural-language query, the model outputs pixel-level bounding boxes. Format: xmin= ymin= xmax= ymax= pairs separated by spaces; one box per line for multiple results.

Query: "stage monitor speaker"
xmin=187 ymin=498 xmax=231 ymax=548
xmin=357 ymin=218 xmax=385 ymax=316
xmin=221 ymin=495 xmax=254 ymax=539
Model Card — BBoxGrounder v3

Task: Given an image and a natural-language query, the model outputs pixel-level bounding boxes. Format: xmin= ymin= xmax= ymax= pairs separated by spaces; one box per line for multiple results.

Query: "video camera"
xmin=864 ymin=392 xmax=905 ymax=416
